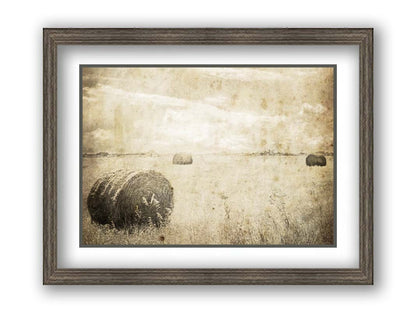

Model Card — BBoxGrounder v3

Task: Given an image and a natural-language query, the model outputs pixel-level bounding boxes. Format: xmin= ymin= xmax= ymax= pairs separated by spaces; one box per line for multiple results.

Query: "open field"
xmin=81 ymin=154 xmax=334 ymax=246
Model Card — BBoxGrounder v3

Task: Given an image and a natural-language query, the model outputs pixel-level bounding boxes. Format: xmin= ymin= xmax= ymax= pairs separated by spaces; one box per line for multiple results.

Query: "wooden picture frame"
xmin=43 ymin=28 xmax=373 ymax=285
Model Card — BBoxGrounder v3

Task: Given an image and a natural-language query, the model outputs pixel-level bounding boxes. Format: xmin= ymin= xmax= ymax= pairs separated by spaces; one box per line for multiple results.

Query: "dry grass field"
xmin=81 ymin=154 xmax=334 ymax=246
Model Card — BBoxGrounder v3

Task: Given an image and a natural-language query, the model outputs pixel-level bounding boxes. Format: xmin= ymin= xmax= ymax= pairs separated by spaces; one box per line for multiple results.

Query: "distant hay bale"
xmin=87 ymin=170 xmax=174 ymax=229
xmin=306 ymin=154 xmax=327 ymax=166
xmin=172 ymin=153 xmax=193 ymax=165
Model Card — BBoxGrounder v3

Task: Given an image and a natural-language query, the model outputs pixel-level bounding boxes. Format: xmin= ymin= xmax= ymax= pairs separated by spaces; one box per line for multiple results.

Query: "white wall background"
xmin=0 ymin=0 xmax=409 ymax=310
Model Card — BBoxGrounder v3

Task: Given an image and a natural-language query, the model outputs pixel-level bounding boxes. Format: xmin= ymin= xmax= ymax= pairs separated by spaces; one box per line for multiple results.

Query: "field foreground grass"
xmin=82 ymin=155 xmax=334 ymax=246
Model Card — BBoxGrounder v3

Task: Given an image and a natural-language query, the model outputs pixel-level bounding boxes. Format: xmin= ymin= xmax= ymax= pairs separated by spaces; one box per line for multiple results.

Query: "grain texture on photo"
xmin=81 ymin=66 xmax=335 ymax=246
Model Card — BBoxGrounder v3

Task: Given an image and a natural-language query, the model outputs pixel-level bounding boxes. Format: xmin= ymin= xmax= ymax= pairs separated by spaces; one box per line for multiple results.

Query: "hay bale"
xmin=306 ymin=154 xmax=327 ymax=166
xmin=172 ymin=153 xmax=193 ymax=165
xmin=87 ymin=170 xmax=174 ymax=228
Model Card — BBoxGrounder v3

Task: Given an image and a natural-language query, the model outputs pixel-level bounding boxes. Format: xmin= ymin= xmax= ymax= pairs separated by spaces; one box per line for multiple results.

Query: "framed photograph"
xmin=43 ymin=28 xmax=373 ymax=284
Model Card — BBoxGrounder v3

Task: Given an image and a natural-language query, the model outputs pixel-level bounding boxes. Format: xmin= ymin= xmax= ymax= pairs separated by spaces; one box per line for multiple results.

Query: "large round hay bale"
xmin=306 ymin=154 xmax=327 ymax=166
xmin=172 ymin=153 xmax=193 ymax=165
xmin=87 ymin=170 xmax=174 ymax=228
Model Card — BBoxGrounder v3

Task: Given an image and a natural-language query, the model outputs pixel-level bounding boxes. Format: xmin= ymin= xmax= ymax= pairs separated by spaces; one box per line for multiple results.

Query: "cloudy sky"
xmin=82 ymin=66 xmax=334 ymax=155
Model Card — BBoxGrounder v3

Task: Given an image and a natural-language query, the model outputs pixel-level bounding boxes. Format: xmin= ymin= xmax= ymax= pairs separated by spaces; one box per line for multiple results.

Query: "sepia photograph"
xmin=80 ymin=65 xmax=335 ymax=247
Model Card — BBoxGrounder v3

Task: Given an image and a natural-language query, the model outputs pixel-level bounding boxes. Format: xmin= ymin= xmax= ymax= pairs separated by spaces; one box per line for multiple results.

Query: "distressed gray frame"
xmin=43 ymin=28 xmax=373 ymax=285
